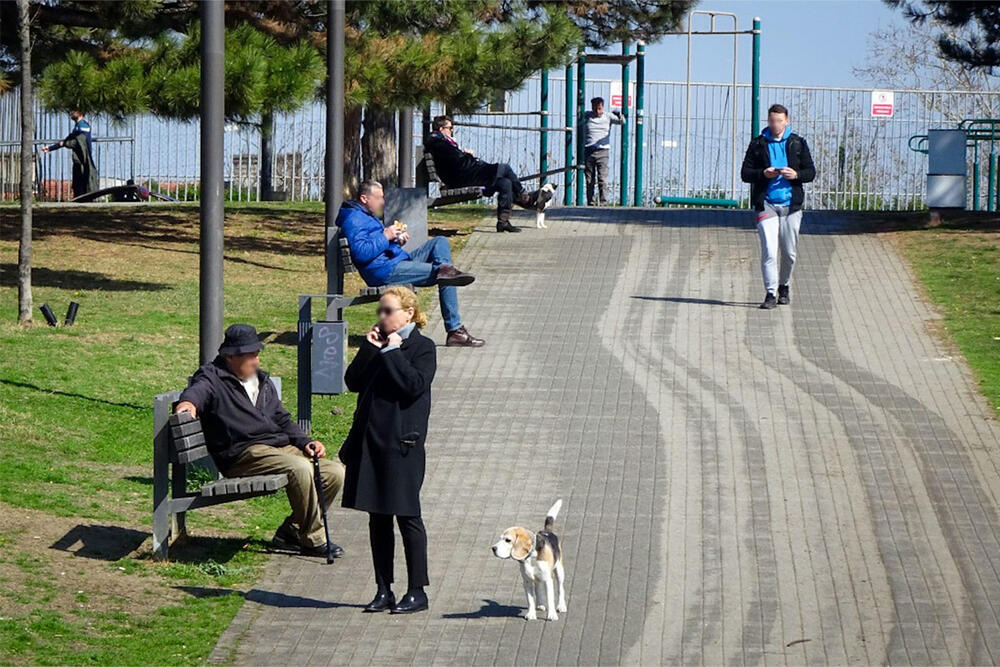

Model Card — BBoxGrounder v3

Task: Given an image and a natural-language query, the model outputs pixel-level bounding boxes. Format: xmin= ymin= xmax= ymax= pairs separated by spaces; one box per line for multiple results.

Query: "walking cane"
xmin=311 ymin=454 xmax=335 ymax=564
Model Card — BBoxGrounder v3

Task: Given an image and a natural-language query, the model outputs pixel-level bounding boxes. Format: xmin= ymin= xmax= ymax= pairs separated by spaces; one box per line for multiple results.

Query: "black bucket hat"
xmin=218 ymin=324 xmax=264 ymax=356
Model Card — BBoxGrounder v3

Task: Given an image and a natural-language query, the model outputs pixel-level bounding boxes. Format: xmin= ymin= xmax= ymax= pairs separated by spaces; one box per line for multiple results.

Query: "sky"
xmin=584 ymin=0 xmax=908 ymax=89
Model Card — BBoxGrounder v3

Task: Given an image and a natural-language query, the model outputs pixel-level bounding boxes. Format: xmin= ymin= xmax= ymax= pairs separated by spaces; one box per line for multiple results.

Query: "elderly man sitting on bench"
xmin=174 ymin=324 xmax=346 ymax=557
xmin=337 ymin=180 xmax=485 ymax=348
xmin=426 ymin=115 xmax=550 ymax=234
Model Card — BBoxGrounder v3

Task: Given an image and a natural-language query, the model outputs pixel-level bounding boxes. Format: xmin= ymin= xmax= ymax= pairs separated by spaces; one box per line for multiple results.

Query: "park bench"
xmin=336 ymin=236 xmax=414 ymax=305
xmin=152 ymin=378 xmax=287 ymax=560
xmin=417 ymin=146 xmax=485 ymax=208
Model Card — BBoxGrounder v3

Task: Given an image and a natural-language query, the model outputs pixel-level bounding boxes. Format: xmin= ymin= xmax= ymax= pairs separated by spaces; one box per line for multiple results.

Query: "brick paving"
xmin=211 ymin=207 xmax=1000 ymax=665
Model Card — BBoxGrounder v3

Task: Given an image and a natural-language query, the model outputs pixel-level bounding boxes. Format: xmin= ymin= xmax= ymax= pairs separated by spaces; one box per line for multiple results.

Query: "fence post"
xmin=576 ymin=54 xmax=586 ymax=206
xmin=564 ymin=62 xmax=574 ymax=205
xmin=540 ymin=70 xmax=549 ymax=184
xmin=619 ymin=40 xmax=630 ymax=207
xmin=751 ymin=17 xmax=761 ymax=139
xmin=634 ymin=41 xmax=645 ymax=207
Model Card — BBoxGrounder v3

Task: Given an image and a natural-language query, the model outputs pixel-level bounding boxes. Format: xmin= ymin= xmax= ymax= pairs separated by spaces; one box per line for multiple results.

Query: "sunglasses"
xmin=377 ymin=306 xmax=403 ymax=316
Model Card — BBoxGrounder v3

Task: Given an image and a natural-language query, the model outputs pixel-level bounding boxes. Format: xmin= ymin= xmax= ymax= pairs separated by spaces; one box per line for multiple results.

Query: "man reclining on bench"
xmin=426 ymin=115 xmax=556 ymax=234
xmin=337 ymin=180 xmax=485 ymax=348
xmin=174 ymin=324 xmax=346 ymax=558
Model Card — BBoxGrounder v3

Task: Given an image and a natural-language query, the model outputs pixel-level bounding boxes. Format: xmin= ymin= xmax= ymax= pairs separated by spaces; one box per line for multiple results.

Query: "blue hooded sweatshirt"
xmin=762 ymin=125 xmax=793 ymax=206
xmin=336 ymin=200 xmax=410 ymax=285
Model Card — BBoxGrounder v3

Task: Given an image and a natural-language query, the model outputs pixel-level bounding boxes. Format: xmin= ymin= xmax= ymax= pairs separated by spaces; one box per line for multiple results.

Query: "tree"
xmin=885 ymin=0 xmax=1000 ymax=70
xmin=545 ymin=0 xmax=695 ymax=48
xmin=16 ymin=0 xmax=33 ymax=324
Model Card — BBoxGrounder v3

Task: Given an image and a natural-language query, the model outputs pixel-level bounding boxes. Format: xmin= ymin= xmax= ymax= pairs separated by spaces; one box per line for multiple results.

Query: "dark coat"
xmin=425 ymin=132 xmax=499 ymax=188
xmin=178 ymin=357 xmax=311 ymax=472
xmin=740 ymin=132 xmax=816 ymax=212
xmin=339 ymin=329 xmax=436 ymax=516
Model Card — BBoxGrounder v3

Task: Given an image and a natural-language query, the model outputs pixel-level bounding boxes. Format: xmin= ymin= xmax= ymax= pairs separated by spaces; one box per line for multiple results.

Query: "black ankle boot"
xmin=390 ymin=589 xmax=428 ymax=614
xmin=363 ymin=589 xmax=395 ymax=613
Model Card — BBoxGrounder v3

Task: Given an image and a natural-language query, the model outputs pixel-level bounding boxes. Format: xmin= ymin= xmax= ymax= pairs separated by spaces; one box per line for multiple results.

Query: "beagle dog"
xmin=491 ymin=499 xmax=567 ymax=621
xmin=535 ymin=182 xmax=556 ymax=229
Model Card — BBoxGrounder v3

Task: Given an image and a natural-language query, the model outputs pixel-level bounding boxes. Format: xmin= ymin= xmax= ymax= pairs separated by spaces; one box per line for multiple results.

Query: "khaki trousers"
xmin=224 ymin=444 xmax=345 ymax=548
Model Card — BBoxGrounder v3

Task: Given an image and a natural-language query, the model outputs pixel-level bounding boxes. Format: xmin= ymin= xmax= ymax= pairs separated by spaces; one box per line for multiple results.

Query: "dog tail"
xmin=544 ymin=499 xmax=562 ymax=531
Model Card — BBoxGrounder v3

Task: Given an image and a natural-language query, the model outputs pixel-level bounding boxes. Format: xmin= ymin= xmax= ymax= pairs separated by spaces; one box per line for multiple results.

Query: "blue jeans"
xmin=384 ymin=237 xmax=461 ymax=332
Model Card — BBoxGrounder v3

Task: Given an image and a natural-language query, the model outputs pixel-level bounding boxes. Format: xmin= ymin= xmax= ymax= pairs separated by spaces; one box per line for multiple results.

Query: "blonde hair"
xmin=382 ymin=286 xmax=427 ymax=329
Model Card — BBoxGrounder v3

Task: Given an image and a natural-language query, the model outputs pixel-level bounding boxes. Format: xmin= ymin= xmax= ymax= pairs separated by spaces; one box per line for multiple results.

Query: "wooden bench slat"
xmin=199 ymin=474 xmax=288 ymax=498
xmin=170 ymin=421 xmax=203 ymax=438
xmin=172 ymin=432 xmax=206 ymax=451
xmin=173 ymin=445 xmax=210 ymax=464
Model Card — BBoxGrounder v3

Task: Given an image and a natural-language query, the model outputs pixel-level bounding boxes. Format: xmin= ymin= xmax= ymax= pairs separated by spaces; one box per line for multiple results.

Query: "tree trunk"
xmin=362 ymin=107 xmax=397 ymax=188
xmin=343 ymin=105 xmax=361 ymax=200
xmin=17 ymin=0 xmax=33 ymax=324
xmin=259 ymin=110 xmax=274 ymax=201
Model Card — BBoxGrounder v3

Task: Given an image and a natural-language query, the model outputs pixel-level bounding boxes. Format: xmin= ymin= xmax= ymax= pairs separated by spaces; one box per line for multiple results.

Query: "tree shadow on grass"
xmin=0 ymin=264 xmax=171 ymax=292
xmin=50 ymin=524 xmax=150 ymax=561
xmin=441 ymin=599 xmax=524 ymax=619
xmin=0 ymin=378 xmax=147 ymax=410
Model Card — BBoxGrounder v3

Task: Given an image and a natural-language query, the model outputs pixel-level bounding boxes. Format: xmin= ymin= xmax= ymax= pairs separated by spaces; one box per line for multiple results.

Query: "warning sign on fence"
xmin=609 ymin=80 xmax=635 ymax=109
xmin=871 ymin=90 xmax=894 ymax=117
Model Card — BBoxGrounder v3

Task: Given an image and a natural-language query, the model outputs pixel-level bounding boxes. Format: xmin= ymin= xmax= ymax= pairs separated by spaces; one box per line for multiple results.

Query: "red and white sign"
xmin=871 ymin=90 xmax=894 ymax=117
xmin=609 ymin=81 xmax=635 ymax=109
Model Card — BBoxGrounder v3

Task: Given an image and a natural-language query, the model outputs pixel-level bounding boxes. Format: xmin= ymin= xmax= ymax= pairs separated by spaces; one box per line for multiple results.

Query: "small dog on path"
xmin=491 ymin=499 xmax=567 ymax=621
xmin=535 ymin=182 xmax=556 ymax=229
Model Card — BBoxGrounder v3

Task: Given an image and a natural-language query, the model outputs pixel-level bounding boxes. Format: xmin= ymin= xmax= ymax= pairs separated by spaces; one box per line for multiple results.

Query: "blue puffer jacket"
xmin=336 ymin=200 xmax=410 ymax=285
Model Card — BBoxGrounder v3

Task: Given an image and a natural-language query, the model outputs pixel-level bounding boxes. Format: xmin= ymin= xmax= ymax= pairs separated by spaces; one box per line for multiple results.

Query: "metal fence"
xmin=3 ymin=78 xmax=1000 ymax=208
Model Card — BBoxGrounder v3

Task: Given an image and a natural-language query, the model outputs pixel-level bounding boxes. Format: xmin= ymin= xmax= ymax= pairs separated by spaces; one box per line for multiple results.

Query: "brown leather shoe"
xmin=434 ymin=265 xmax=475 ymax=287
xmin=446 ymin=326 xmax=485 ymax=347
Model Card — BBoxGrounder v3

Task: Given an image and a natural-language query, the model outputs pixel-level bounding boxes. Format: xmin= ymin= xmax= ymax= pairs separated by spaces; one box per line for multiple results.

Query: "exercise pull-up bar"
xmin=451 ymin=121 xmax=572 ymax=133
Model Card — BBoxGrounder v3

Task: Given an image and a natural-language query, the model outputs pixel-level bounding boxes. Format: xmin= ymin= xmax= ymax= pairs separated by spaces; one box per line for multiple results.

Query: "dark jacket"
xmin=178 ymin=357 xmax=311 ymax=471
xmin=336 ymin=200 xmax=410 ymax=286
xmin=740 ymin=131 xmax=816 ymax=212
xmin=425 ymin=132 xmax=499 ymax=188
xmin=339 ymin=329 xmax=436 ymax=516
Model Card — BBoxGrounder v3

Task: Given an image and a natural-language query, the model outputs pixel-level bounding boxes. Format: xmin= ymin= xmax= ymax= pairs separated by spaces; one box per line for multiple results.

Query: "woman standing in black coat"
xmin=340 ymin=286 xmax=436 ymax=614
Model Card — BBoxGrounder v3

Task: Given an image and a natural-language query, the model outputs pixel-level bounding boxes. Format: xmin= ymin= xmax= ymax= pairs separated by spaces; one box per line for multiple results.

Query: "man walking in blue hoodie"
xmin=337 ymin=180 xmax=485 ymax=347
xmin=740 ymin=104 xmax=816 ymax=309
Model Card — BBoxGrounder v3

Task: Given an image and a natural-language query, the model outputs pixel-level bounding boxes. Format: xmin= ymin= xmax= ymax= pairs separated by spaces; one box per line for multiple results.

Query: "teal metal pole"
xmin=564 ymin=62 xmax=574 ymax=205
xmin=576 ymin=54 xmax=587 ymax=205
xmin=619 ymin=41 xmax=630 ymax=206
xmin=988 ymin=153 xmax=996 ymax=212
xmin=540 ymin=69 xmax=549 ymax=185
xmin=751 ymin=17 xmax=761 ymax=139
xmin=972 ymin=144 xmax=979 ymax=211
xmin=634 ymin=41 xmax=645 ymax=206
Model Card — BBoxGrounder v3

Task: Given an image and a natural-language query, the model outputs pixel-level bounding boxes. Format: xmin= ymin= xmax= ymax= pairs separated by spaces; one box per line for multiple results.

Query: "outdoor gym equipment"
xmin=909 ymin=119 xmax=1000 ymax=210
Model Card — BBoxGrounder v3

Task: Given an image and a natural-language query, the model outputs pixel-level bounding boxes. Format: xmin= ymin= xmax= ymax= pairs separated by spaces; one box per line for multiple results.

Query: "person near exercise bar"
xmin=426 ymin=115 xmax=542 ymax=233
xmin=583 ymin=97 xmax=624 ymax=206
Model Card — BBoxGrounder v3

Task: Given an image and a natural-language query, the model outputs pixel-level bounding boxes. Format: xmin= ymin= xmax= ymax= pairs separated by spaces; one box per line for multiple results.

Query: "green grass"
xmin=0 ymin=201 xmax=486 ymax=665
xmin=891 ymin=213 xmax=1000 ymax=417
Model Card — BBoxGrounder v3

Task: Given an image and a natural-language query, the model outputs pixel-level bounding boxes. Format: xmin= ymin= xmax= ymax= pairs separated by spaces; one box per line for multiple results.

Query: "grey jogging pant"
xmin=756 ymin=201 xmax=802 ymax=295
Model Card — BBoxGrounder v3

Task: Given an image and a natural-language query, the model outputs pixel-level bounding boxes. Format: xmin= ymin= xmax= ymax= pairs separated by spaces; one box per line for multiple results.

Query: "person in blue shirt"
xmin=336 ymin=180 xmax=485 ymax=347
xmin=740 ymin=103 xmax=816 ymax=309
xmin=42 ymin=110 xmax=99 ymax=198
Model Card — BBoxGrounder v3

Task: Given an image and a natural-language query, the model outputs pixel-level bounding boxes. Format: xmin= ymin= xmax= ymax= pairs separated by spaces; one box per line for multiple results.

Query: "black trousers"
xmin=369 ymin=513 xmax=429 ymax=591
xmin=490 ymin=163 xmax=525 ymax=214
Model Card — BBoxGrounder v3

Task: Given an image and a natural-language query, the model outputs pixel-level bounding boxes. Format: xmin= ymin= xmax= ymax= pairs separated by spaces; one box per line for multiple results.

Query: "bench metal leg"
xmin=152 ymin=394 xmax=173 ymax=560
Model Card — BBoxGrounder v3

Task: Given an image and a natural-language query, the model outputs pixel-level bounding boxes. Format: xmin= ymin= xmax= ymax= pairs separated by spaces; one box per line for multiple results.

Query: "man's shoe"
xmin=496 ymin=220 xmax=521 ymax=233
xmin=363 ymin=590 xmax=396 ymax=613
xmin=777 ymin=285 xmax=791 ymax=305
xmin=434 ymin=265 xmax=476 ymax=286
xmin=301 ymin=542 xmax=345 ymax=558
xmin=271 ymin=520 xmax=299 ymax=551
xmin=759 ymin=292 xmax=777 ymax=310
xmin=446 ymin=326 xmax=485 ymax=347
xmin=390 ymin=591 xmax=428 ymax=614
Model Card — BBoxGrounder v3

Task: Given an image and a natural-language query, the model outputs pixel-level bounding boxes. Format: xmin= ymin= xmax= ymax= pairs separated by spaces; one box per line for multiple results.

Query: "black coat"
xmin=425 ymin=133 xmax=499 ymax=188
xmin=740 ymin=133 xmax=816 ymax=212
xmin=178 ymin=357 xmax=311 ymax=472
xmin=339 ymin=329 xmax=437 ymax=516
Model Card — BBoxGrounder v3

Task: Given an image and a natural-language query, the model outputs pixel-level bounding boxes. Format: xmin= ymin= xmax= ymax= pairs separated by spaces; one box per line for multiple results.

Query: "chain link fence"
xmin=3 ymin=78 xmax=999 ymax=209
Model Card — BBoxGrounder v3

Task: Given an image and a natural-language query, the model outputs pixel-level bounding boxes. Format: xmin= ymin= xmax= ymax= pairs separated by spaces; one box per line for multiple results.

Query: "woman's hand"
xmin=366 ymin=325 xmax=385 ymax=348
xmin=386 ymin=332 xmax=403 ymax=348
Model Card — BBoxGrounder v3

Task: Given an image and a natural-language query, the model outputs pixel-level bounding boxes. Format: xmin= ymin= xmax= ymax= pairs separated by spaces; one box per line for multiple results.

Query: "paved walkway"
xmin=212 ymin=208 xmax=1000 ymax=665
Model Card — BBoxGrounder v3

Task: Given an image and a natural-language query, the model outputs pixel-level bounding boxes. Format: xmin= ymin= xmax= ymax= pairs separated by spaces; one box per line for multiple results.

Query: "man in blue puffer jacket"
xmin=337 ymin=180 xmax=485 ymax=347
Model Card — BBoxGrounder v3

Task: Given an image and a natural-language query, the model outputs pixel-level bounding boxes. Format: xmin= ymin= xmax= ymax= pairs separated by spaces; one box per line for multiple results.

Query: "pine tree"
xmin=886 ymin=0 xmax=1000 ymax=69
